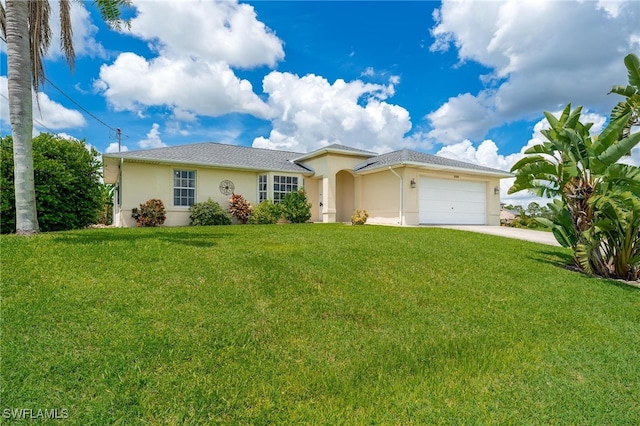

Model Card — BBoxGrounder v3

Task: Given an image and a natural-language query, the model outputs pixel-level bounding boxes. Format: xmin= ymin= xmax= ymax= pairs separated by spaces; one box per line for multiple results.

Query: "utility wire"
xmin=43 ymin=76 xmax=118 ymax=133
xmin=0 ymin=34 xmax=128 ymax=139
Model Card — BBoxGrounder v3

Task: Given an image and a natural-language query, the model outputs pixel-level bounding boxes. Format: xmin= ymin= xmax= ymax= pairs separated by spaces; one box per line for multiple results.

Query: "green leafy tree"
xmin=509 ymin=53 xmax=640 ymax=280
xmin=282 ymin=189 xmax=312 ymax=223
xmin=1 ymin=0 xmax=131 ymax=234
xmin=1 ymin=134 xmax=104 ymax=233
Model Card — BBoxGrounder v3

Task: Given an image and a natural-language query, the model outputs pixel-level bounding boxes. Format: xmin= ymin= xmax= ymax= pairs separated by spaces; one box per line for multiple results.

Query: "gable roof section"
xmin=353 ymin=149 xmax=512 ymax=177
xmin=293 ymin=143 xmax=378 ymax=162
xmin=103 ymin=142 xmax=312 ymax=174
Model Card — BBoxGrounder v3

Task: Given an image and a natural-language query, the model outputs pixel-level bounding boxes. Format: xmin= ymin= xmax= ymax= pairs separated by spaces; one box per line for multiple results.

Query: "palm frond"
xmin=93 ymin=0 xmax=132 ymax=30
xmin=28 ymin=0 xmax=52 ymax=90
xmin=0 ymin=2 xmax=6 ymax=39
xmin=59 ymin=0 xmax=74 ymax=71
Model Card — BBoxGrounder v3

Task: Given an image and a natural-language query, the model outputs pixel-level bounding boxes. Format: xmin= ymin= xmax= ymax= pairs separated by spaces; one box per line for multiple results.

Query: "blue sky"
xmin=1 ymin=0 xmax=639 ymax=204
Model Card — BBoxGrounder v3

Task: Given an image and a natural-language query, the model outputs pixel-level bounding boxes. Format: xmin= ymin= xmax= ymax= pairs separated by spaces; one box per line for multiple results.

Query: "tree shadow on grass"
xmin=51 ymin=228 xmax=230 ymax=248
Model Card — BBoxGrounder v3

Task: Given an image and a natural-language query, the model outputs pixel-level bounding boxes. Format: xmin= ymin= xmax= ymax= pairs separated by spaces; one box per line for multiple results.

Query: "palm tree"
xmin=1 ymin=0 xmax=130 ymax=235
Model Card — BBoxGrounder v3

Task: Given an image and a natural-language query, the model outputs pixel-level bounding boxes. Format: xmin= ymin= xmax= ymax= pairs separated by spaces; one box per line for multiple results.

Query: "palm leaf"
xmin=623 ymin=53 xmax=640 ymax=89
xmin=610 ymin=85 xmax=638 ymax=97
xmin=596 ymin=131 xmax=640 ymax=169
xmin=593 ymin=109 xmax=631 ymax=157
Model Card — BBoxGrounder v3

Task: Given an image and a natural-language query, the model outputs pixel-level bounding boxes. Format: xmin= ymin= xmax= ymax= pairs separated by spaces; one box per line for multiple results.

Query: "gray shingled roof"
xmin=103 ymin=142 xmax=510 ymax=176
xmin=103 ymin=142 xmax=312 ymax=174
xmin=353 ymin=149 xmax=511 ymax=175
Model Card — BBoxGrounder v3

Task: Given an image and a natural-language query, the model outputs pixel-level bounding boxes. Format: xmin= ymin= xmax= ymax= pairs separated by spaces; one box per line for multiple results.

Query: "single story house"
xmin=102 ymin=142 xmax=512 ymax=227
xmin=500 ymin=208 xmax=519 ymax=226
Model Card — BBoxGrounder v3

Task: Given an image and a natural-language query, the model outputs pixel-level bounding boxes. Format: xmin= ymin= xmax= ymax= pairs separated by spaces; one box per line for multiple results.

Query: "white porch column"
xmin=322 ymin=175 xmax=336 ymax=223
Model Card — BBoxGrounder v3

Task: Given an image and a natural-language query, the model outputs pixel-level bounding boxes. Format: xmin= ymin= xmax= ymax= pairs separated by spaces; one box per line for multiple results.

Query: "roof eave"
xmin=293 ymin=147 xmax=376 ymax=162
xmin=354 ymin=161 xmax=513 ymax=178
xmin=105 ymin=156 xmax=314 ymax=175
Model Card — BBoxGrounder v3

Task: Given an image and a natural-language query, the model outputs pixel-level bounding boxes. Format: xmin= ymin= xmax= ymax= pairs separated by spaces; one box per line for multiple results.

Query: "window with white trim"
xmin=273 ymin=175 xmax=298 ymax=203
xmin=258 ymin=174 xmax=268 ymax=202
xmin=174 ymin=170 xmax=195 ymax=206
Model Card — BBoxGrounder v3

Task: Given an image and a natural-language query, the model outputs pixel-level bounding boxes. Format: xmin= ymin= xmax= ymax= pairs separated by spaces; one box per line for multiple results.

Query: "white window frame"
xmin=273 ymin=175 xmax=299 ymax=203
xmin=258 ymin=174 xmax=268 ymax=203
xmin=173 ymin=170 xmax=196 ymax=206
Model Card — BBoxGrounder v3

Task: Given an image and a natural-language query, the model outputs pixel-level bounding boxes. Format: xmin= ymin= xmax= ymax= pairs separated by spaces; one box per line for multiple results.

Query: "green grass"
xmin=1 ymin=224 xmax=639 ymax=424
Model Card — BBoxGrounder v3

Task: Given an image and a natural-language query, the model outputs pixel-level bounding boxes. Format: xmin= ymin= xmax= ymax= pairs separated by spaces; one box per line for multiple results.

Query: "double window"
xmin=258 ymin=174 xmax=299 ymax=203
xmin=273 ymin=175 xmax=299 ymax=203
xmin=174 ymin=170 xmax=195 ymax=206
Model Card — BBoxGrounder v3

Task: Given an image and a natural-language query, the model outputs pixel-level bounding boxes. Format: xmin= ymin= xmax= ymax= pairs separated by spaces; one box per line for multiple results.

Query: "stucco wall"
xmin=116 ymin=161 xmax=303 ymax=227
xmin=358 ymin=167 xmax=502 ymax=226
xmin=359 ymin=169 xmax=404 ymax=225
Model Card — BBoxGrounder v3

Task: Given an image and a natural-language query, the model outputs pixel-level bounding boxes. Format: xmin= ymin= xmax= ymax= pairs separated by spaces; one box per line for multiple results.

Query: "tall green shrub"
xmin=189 ymin=198 xmax=232 ymax=226
xmin=248 ymin=201 xmax=282 ymax=224
xmin=1 ymin=134 xmax=103 ymax=233
xmin=282 ymin=189 xmax=312 ymax=223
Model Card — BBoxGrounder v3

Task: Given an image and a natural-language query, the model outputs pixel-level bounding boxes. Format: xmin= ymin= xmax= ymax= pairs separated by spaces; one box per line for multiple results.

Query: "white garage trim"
xmin=419 ymin=177 xmax=486 ymax=225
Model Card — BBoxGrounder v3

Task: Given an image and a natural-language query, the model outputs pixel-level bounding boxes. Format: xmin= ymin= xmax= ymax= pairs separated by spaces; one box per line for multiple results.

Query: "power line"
xmin=1 ymin=34 xmax=128 ymax=141
xmin=42 ymin=76 xmax=119 ymax=133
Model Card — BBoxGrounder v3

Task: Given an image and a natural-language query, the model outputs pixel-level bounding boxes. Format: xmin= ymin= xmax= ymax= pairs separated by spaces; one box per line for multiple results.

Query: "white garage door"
xmin=419 ymin=177 xmax=486 ymax=224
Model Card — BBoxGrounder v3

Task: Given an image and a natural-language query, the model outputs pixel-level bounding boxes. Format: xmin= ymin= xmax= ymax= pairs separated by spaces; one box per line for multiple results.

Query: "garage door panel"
xmin=419 ymin=177 xmax=486 ymax=225
xmin=420 ymin=190 xmax=485 ymax=204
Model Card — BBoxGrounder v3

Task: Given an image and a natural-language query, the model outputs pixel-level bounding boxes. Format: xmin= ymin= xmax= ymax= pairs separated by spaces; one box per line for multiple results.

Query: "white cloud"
xmin=96 ymin=53 xmax=272 ymax=118
xmin=618 ymin=145 xmax=640 ymax=167
xmin=138 ymin=123 xmax=167 ymax=149
xmin=426 ymin=92 xmax=500 ymax=144
xmin=1 ymin=76 xmax=86 ymax=131
xmin=427 ymin=0 xmax=639 ymax=145
xmin=105 ymin=142 xmax=128 ymax=153
xmin=128 ymin=0 xmax=284 ymax=68
xmin=252 ymin=72 xmax=412 ymax=153
xmin=361 ymin=67 xmax=375 ymax=77
xmin=95 ymin=0 xmax=283 ymax=122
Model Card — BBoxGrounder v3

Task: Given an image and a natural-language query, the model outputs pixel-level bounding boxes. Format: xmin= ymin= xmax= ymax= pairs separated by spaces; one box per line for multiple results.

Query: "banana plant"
xmin=509 ymin=54 xmax=640 ymax=279
xmin=576 ymin=191 xmax=640 ymax=281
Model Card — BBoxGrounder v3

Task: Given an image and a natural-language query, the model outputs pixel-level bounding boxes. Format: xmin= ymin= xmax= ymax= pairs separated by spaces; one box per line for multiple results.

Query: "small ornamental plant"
xmin=228 ymin=193 xmax=252 ymax=224
xmin=189 ymin=198 xmax=232 ymax=226
xmin=131 ymin=198 xmax=166 ymax=227
xmin=351 ymin=209 xmax=369 ymax=225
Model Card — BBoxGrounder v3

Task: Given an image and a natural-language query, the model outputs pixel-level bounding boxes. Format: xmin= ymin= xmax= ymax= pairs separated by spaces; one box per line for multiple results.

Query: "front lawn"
xmin=1 ymin=225 xmax=638 ymax=424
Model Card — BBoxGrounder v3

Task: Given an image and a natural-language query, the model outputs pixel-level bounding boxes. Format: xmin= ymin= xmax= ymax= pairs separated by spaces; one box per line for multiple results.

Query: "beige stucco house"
xmin=102 ymin=142 xmax=512 ymax=227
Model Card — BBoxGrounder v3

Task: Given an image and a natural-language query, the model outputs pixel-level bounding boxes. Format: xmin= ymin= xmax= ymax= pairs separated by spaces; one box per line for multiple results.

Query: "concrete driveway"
xmin=432 ymin=225 xmax=561 ymax=246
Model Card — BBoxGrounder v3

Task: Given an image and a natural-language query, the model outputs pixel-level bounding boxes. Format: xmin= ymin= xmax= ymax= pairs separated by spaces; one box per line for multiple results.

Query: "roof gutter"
xmin=388 ymin=166 xmax=403 ymax=225
xmin=356 ymin=161 xmax=513 ymax=178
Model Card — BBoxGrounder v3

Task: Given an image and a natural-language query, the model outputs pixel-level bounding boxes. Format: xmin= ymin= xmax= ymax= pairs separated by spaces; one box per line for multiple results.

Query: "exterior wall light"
xmin=410 ymin=178 xmax=416 ymax=188
xmin=494 ymin=186 xmax=500 ymax=195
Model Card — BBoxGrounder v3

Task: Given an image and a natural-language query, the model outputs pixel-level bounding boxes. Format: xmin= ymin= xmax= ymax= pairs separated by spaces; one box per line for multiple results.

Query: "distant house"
xmin=500 ymin=208 xmax=518 ymax=226
xmin=102 ymin=142 xmax=512 ymax=227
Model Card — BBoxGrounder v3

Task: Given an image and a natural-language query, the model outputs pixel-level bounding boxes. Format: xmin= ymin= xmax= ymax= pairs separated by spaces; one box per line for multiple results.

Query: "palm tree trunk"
xmin=6 ymin=0 xmax=39 ymax=234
